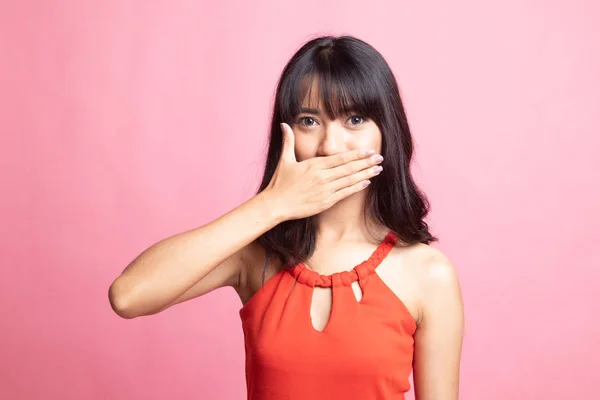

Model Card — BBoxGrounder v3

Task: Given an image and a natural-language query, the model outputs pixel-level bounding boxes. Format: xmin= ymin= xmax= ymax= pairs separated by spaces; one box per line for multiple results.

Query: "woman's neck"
xmin=316 ymin=192 xmax=385 ymax=244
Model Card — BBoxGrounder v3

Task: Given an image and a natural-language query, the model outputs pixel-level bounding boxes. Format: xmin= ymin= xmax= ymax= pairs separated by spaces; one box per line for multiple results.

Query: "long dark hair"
xmin=256 ymin=35 xmax=436 ymax=267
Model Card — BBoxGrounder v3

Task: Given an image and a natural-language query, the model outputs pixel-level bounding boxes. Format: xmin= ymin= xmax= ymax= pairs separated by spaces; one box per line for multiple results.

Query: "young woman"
xmin=109 ymin=35 xmax=464 ymax=400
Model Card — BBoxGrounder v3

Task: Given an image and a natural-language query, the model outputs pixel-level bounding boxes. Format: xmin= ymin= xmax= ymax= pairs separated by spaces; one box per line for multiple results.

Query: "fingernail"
xmin=364 ymin=149 xmax=376 ymax=156
xmin=373 ymin=155 xmax=384 ymax=163
xmin=373 ymin=166 xmax=383 ymax=174
xmin=362 ymin=180 xmax=371 ymax=187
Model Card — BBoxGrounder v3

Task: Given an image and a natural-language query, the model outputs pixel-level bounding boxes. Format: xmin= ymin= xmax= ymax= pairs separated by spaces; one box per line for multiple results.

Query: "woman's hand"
xmin=264 ymin=122 xmax=384 ymax=221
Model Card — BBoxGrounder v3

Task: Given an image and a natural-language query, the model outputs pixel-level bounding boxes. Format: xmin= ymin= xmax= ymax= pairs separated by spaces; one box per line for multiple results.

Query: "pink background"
xmin=1 ymin=1 xmax=599 ymax=399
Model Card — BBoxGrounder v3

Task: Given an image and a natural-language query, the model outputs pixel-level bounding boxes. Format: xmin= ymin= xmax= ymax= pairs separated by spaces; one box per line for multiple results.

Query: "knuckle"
xmin=311 ymin=172 xmax=322 ymax=183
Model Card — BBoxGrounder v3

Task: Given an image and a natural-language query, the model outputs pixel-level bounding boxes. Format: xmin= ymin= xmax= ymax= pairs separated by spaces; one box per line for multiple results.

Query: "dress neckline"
xmin=287 ymin=231 xmax=399 ymax=288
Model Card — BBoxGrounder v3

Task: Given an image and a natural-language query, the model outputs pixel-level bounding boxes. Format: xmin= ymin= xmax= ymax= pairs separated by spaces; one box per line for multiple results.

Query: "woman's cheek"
xmin=293 ymin=145 xmax=316 ymax=162
xmin=349 ymin=131 xmax=382 ymax=153
xmin=293 ymin=137 xmax=320 ymax=162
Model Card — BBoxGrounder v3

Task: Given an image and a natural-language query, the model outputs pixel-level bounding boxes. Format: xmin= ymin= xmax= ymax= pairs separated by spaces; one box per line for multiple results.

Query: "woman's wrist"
xmin=253 ymin=189 xmax=288 ymax=227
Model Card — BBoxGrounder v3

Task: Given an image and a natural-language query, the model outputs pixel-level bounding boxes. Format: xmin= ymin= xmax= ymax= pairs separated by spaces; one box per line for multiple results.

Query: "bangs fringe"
xmin=279 ymin=55 xmax=381 ymax=123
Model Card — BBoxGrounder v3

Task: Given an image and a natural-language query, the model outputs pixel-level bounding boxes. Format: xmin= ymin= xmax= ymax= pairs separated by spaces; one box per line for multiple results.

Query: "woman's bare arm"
xmin=108 ymin=192 xmax=280 ymax=319
xmin=412 ymin=250 xmax=464 ymax=400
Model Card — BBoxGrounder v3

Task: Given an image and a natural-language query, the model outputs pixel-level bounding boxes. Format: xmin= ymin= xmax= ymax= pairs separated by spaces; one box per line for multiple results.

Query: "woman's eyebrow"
xmin=299 ymin=107 xmax=321 ymax=115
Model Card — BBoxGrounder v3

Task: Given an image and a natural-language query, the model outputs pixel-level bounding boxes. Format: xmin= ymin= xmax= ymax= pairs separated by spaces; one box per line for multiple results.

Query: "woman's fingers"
xmin=328 ymin=163 xmax=383 ymax=192
xmin=278 ymin=123 xmax=297 ymax=165
xmin=324 ymin=154 xmax=384 ymax=182
xmin=308 ymin=148 xmax=376 ymax=169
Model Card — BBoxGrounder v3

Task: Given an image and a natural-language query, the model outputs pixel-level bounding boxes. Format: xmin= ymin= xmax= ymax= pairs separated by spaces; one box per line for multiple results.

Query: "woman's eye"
xmin=298 ymin=117 xmax=317 ymax=126
xmin=348 ymin=115 xmax=365 ymax=125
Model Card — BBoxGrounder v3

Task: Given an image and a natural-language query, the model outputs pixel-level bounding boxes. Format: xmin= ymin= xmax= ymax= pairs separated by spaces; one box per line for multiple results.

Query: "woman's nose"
xmin=318 ymin=124 xmax=346 ymax=156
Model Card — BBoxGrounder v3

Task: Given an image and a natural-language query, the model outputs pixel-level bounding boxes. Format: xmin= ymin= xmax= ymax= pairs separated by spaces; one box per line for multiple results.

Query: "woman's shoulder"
xmin=396 ymin=243 xmax=462 ymax=323
xmin=396 ymin=242 xmax=457 ymax=282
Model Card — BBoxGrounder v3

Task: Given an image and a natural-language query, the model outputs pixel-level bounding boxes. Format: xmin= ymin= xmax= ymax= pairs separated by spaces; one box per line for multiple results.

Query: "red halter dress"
xmin=239 ymin=232 xmax=416 ymax=399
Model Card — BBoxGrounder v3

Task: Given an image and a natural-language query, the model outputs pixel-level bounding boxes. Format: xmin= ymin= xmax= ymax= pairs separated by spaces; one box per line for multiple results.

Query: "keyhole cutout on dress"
xmin=310 ymin=281 xmax=363 ymax=332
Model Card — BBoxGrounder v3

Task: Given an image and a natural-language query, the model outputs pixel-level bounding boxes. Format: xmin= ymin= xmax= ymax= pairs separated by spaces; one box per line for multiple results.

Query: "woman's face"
xmin=290 ymin=81 xmax=382 ymax=161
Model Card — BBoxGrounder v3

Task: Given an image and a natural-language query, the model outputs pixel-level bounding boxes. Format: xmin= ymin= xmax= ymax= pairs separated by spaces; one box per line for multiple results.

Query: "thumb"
xmin=279 ymin=123 xmax=297 ymax=163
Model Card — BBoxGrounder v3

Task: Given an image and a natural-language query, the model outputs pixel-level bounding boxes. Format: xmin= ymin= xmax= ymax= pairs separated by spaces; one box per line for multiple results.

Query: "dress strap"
xmin=367 ymin=231 xmax=398 ymax=269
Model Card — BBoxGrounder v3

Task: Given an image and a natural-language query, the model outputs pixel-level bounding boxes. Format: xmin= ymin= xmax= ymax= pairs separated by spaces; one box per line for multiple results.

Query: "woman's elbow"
xmin=108 ymin=278 xmax=140 ymax=319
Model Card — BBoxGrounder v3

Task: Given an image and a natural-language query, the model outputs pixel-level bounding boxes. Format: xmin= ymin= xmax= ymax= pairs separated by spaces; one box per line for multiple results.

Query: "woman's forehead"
xmin=301 ymin=89 xmax=322 ymax=109
xmin=300 ymin=76 xmax=321 ymax=107
xmin=299 ymin=76 xmax=344 ymax=112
